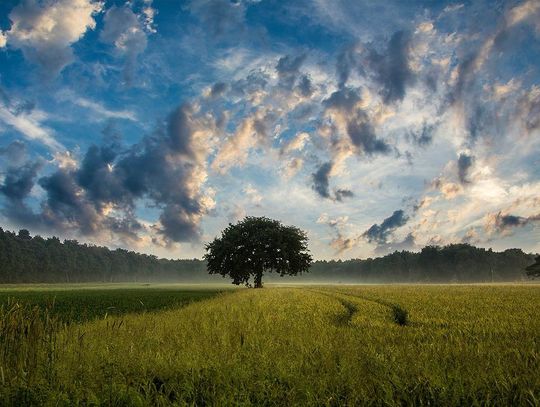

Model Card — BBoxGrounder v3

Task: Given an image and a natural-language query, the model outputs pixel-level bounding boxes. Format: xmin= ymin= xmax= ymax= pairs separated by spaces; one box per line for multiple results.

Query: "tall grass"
xmin=0 ymin=285 xmax=538 ymax=405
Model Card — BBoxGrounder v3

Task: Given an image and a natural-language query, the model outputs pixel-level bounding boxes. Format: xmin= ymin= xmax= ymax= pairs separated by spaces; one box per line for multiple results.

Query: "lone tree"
xmin=525 ymin=255 xmax=540 ymax=278
xmin=204 ymin=216 xmax=312 ymax=288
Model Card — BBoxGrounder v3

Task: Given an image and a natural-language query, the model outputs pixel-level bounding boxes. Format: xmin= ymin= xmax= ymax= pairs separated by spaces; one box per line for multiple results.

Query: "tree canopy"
xmin=525 ymin=256 xmax=540 ymax=277
xmin=204 ymin=217 xmax=313 ymax=287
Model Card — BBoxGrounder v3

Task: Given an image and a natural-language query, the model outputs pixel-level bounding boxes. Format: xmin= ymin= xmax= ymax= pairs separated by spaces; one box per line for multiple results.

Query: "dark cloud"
xmin=312 ymin=162 xmax=332 ymax=199
xmin=296 ymin=75 xmax=314 ymax=97
xmin=336 ymin=45 xmax=360 ymax=89
xmin=365 ymin=30 xmax=414 ymax=104
xmin=209 ymin=82 xmax=228 ymax=98
xmin=362 ymin=209 xmax=409 ymax=244
xmin=335 ymin=189 xmax=354 ymax=201
xmin=276 ymin=54 xmax=306 ymax=89
xmin=0 ymin=102 xmax=212 ymax=244
xmin=167 ymin=103 xmax=198 ymax=156
xmin=346 ymin=110 xmax=390 ymax=155
xmin=312 ymin=162 xmax=355 ymax=202
xmin=323 ymin=88 xmax=391 ymax=155
xmin=39 ymin=169 xmax=101 ymax=235
xmin=409 ymin=123 xmax=435 ymax=147
xmin=0 ymin=161 xmax=42 ymax=201
xmin=488 ymin=212 xmax=540 ymax=234
xmin=324 ymin=87 xmax=361 ymax=112
xmin=0 ymin=141 xmax=28 ymax=167
xmin=159 ymin=203 xmax=200 ymax=243
xmin=76 ymin=143 xmax=127 ymax=208
xmin=231 ymin=70 xmax=269 ymax=98
xmin=457 ymin=153 xmax=474 ymax=184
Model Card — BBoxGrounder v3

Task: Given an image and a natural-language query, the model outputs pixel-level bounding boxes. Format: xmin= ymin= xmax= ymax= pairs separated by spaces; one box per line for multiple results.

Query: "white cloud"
xmin=0 ymin=105 xmax=63 ymax=151
xmin=58 ymin=90 xmax=137 ymax=121
xmin=74 ymin=97 xmax=137 ymax=121
xmin=3 ymin=0 xmax=103 ymax=77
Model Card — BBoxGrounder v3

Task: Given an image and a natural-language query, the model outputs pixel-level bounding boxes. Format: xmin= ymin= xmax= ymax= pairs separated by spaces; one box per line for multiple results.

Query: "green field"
xmin=0 ymin=284 xmax=227 ymax=322
xmin=1 ymin=284 xmax=539 ymax=406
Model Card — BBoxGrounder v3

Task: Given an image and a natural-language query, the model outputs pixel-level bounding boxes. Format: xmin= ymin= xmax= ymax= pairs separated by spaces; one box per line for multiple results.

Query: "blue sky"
xmin=0 ymin=0 xmax=539 ymax=259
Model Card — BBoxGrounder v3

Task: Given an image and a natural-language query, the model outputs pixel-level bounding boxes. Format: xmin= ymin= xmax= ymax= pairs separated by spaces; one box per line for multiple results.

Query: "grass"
xmin=0 ymin=284 xmax=539 ymax=405
xmin=0 ymin=284 xmax=226 ymax=322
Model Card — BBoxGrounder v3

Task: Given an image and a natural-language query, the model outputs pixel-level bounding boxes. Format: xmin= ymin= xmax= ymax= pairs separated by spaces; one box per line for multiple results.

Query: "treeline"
xmin=0 ymin=228 xmax=208 ymax=283
xmin=0 ymin=227 xmax=536 ymax=283
xmin=305 ymin=245 xmax=535 ymax=283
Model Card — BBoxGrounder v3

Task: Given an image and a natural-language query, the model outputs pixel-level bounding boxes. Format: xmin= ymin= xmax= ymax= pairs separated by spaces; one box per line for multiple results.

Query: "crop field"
xmin=0 ymin=284 xmax=539 ymax=406
xmin=0 ymin=284 xmax=226 ymax=322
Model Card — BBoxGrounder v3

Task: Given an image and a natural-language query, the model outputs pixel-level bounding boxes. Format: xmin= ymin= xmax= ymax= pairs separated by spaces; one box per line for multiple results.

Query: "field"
xmin=0 ymin=284 xmax=539 ymax=406
xmin=0 ymin=284 xmax=226 ymax=322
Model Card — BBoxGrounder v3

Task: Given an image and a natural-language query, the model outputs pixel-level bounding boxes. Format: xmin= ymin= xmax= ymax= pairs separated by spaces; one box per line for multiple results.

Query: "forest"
xmin=0 ymin=227 xmax=535 ymax=283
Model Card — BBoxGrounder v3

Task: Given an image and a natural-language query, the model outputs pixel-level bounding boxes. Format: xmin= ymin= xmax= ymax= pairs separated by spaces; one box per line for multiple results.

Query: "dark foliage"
xmin=308 ymin=244 xmax=535 ymax=283
xmin=525 ymin=255 xmax=540 ymax=277
xmin=0 ymin=227 xmax=206 ymax=283
xmin=204 ymin=217 xmax=312 ymax=287
xmin=0 ymin=227 xmax=535 ymax=283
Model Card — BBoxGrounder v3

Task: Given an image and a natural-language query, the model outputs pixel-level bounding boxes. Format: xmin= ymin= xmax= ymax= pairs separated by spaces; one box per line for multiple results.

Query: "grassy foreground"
xmin=0 ymin=285 xmax=539 ymax=406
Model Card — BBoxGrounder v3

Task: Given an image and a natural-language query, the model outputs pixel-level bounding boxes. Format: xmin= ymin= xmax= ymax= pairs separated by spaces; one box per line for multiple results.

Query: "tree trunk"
xmin=254 ymin=271 xmax=263 ymax=288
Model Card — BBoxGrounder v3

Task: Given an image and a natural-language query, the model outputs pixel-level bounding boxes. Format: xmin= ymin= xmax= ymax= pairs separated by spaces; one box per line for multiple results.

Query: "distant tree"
xmin=204 ymin=216 xmax=313 ymax=288
xmin=525 ymin=256 xmax=540 ymax=278
xmin=18 ymin=229 xmax=31 ymax=240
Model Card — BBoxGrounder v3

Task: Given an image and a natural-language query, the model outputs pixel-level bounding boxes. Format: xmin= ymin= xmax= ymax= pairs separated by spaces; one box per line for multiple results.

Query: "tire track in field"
xmin=309 ymin=288 xmax=409 ymax=326
xmin=307 ymin=289 xmax=372 ymax=326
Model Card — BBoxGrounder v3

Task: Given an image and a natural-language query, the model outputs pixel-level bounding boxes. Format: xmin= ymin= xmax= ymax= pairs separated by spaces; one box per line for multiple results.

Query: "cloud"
xmin=364 ymin=30 xmax=414 ymax=104
xmin=0 ymin=140 xmax=28 ymax=167
xmin=282 ymin=157 xmax=304 ymax=178
xmin=276 ymin=54 xmax=306 ymax=88
xmin=311 ymin=161 xmax=354 ymax=202
xmin=38 ymin=168 xmax=103 ymax=235
xmin=2 ymin=0 xmax=103 ymax=78
xmin=207 ymin=82 xmax=228 ymax=99
xmin=409 ymin=122 xmax=435 ymax=147
xmin=243 ymin=184 xmax=262 ymax=205
xmin=373 ymin=232 xmax=417 ymax=255
xmin=100 ymin=5 xmax=151 ymax=84
xmin=211 ymin=108 xmax=273 ymax=173
xmin=362 ymin=209 xmax=409 ymax=244
xmin=296 ymin=75 xmax=315 ymax=98
xmin=1 ymin=102 xmax=216 ymax=244
xmin=517 ymin=85 xmax=540 ymax=134
xmin=189 ymin=0 xmax=247 ymax=38
xmin=0 ymin=98 xmax=63 ymax=151
xmin=346 ymin=109 xmax=390 ymax=155
xmin=323 ymin=87 xmax=391 ymax=157
xmin=335 ymin=44 xmax=360 ymax=88
xmin=59 ymin=91 xmax=137 ymax=121
xmin=450 ymin=1 xmax=540 ymax=108
xmin=317 ymin=214 xmax=357 ymax=254
xmin=0 ymin=160 xmax=43 ymax=201
xmin=312 ymin=161 xmax=332 ymax=199
xmin=457 ymin=153 xmax=474 ymax=184
xmin=334 ymin=189 xmax=354 ymax=201
xmin=485 ymin=211 xmax=540 ymax=236
xmin=280 ymin=132 xmax=309 ymax=155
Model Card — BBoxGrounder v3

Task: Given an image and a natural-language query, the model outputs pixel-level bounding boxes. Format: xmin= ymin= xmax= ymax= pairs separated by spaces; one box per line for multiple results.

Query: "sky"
xmin=0 ymin=0 xmax=539 ymax=260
